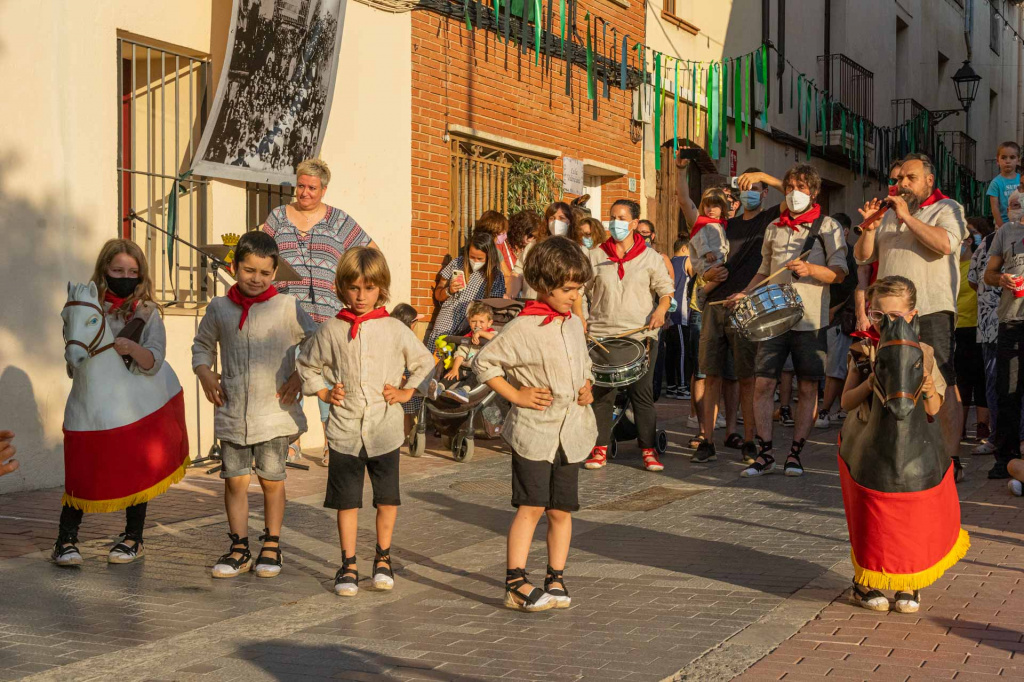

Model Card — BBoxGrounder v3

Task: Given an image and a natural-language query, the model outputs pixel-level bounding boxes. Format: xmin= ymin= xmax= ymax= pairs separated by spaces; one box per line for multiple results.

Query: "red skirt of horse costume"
xmin=62 ymin=390 xmax=190 ymax=512
xmin=838 ymin=456 xmax=969 ymax=591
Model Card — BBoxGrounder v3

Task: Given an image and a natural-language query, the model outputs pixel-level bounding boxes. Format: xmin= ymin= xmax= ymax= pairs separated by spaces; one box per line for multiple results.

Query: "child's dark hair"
xmin=523 ymin=236 xmax=594 ymax=294
xmin=782 ymin=164 xmax=822 ymax=199
xmin=673 ymin=236 xmax=689 ymax=253
xmin=234 ymin=231 xmax=280 ymax=269
xmin=998 ymin=141 xmax=1021 ymax=156
xmin=390 ymin=303 xmax=418 ymax=328
xmin=466 ymin=301 xmax=493 ymax=320
xmin=831 ymin=212 xmax=852 ymax=231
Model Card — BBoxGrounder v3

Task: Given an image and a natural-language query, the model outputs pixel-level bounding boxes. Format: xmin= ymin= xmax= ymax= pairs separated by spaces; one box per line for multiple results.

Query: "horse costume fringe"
xmin=63 ymin=389 xmax=190 ymax=513
xmin=850 ymin=530 xmax=970 ymax=592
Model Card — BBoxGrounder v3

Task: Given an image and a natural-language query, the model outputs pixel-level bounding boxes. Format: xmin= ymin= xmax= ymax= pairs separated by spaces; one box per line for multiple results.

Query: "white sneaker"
xmin=973 ymin=440 xmax=997 ymax=455
xmin=715 ymin=415 xmax=726 ymax=429
xmin=815 ymin=410 xmax=831 ymax=429
xmin=1010 ymin=479 xmax=1023 ymax=497
xmin=687 ymin=415 xmax=699 ymax=427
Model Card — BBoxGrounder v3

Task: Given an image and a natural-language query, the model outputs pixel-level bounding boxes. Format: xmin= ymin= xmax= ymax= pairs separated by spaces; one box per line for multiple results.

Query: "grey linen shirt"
xmin=297 ymin=315 xmax=435 ymax=457
xmin=472 ymin=314 xmax=597 ymax=463
xmin=856 ymin=198 xmax=967 ymax=315
xmin=587 ymin=245 xmax=676 ymax=341
xmin=757 ymin=215 xmax=848 ymax=331
xmin=986 ymin=221 xmax=1024 ymax=322
xmin=191 ymin=294 xmax=317 ymax=446
xmin=105 ymin=301 xmax=166 ymax=376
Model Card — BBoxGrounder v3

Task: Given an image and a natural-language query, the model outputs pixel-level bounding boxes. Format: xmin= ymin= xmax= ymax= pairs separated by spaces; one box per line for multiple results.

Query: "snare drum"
xmin=730 ymin=283 xmax=804 ymax=342
xmin=588 ymin=337 xmax=649 ymax=387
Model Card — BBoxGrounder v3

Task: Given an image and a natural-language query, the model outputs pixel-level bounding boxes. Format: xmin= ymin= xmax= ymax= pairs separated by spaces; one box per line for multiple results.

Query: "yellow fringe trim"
xmin=61 ymin=458 xmax=191 ymax=513
xmin=852 ymin=528 xmax=971 ymax=592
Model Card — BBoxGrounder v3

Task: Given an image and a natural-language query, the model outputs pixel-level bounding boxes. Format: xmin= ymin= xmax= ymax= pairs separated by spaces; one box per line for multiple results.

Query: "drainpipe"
xmin=824 ymin=0 xmax=831 ymax=90
xmin=1018 ymin=6 xmax=1023 ymax=143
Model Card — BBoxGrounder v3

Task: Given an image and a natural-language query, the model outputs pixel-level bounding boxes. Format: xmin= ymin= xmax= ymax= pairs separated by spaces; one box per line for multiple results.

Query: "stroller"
xmin=409 ymin=299 xmax=523 ymax=462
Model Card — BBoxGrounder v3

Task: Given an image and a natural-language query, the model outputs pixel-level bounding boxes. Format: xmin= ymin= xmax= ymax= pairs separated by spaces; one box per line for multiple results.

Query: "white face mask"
xmin=549 ymin=219 xmax=569 ymax=237
xmin=469 ymin=259 xmax=485 ymax=272
xmin=608 ymin=219 xmax=631 ymax=241
xmin=786 ymin=190 xmax=812 ymax=215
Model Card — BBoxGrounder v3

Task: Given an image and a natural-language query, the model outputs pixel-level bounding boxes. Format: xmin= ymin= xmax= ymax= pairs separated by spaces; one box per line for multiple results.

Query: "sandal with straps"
xmin=211 ymin=533 xmax=252 ymax=578
xmin=253 ymin=528 xmax=283 ymax=578
xmin=850 ymin=582 xmax=890 ymax=611
xmin=504 ymin=568 xmax=555 ymax=612
xmin=334 ymin=552 xmax=359 ymax=597
xmin=893 ymin=589 xmax=921 ymax=614
xmin=372 ymin=544 xmax=395 ymax=590
xmin=108 ymin=532 xmax=145 ymax=564
xmin=544 ymin=565 xmax=571 ymax=609
xmin=51 ymin=535 xmax=83 ymax=567
xmin=784 ymin=439 xmax=806 ymax=477
xmin=741 ymin=438 xmax=776 ymax=478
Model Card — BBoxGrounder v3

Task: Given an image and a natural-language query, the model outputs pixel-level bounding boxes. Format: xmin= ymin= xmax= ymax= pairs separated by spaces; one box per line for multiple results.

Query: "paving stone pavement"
xmin=0 ymin=400 xmax=1014 ymax=681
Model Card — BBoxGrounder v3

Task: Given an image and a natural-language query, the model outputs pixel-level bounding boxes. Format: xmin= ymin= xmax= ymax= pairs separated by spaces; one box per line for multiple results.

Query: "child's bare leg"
xmin=507 ymin=506 xmax=545 ymax=596
xmin=258 ymin=478 xmax=285 ymax=551
xmin=222 ymin=475 xmax=250 ymax=562
xmin=375 ymin=505 xmax=397 ymax=550
xmin=545 ymin=509 xmax=572 ymax=571
xmin=337 ymin=508 xmax=359 ymax=567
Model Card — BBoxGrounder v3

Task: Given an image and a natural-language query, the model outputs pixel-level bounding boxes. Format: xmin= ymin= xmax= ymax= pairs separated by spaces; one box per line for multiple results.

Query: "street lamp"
xmin=931 ymin=60 xmax=982 ymax=126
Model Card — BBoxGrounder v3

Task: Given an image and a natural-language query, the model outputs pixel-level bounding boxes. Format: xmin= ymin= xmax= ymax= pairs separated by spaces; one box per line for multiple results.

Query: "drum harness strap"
xmin=794 ymin=216 xmax=828 ymax=276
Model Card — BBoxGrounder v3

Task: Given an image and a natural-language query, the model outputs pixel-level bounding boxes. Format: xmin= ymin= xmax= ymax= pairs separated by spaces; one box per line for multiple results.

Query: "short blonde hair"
xmin=868 ymin=275 xmax=917 ymax=309
xmin=335 ymin=247 xmax=391 ymax=306
xmin=296 ymin=158 xmax=331 ymax=187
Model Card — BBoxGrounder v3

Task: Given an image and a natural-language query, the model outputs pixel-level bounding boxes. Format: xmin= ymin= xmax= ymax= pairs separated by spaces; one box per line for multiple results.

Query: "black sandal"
xmin=544 ymin=565 xmax=571 ymax=608
xmin=724 ymin=432 xmax=744 ymax=449
xmin=108 ymin=532 xmax=144 ymax=564
xmin=784 ymin=439 xmax=806 ymax=477
xmin=211 ymin=533 xmax=252 ymax=578
xmin=334 ymin=552 xmax=359 ymax=596
xmin=688 ymin=434 xmax=706 ymax=449
xmin=372 ymin=544 xmax=395 ymax=590
xmin=741 ymin=439 xmax=775 ymax=478
xmin=851 ymin=583 xmax=889 ymax=611
xmin=893 ymin=590 xmax=921 ymax=614
xmin=253 ymin=528 xmax=283 ymax=578
xmin=504 ymin=568 xmax=555 ymax=612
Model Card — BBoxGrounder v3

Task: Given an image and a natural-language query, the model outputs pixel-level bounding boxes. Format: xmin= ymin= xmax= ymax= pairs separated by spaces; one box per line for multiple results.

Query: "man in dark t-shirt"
xmin=677 ymin=161 xmax=781 ymax=464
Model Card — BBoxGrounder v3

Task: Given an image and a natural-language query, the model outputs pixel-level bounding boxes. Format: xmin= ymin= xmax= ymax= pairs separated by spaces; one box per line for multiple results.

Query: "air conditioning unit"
xmin=632 ymin=84 xmax=654 ymax=124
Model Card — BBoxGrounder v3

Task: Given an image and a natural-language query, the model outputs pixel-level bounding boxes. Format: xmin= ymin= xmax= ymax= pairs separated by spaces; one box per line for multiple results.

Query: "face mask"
xmin=582 ymin=236 xmax=594 ymax=249
xmin=469 ymin=259 xmax=485 ymax=272
xmin=549 ymin=219 xmax=569 ymax=237
xmin=740 ymin=190 xmax=763 ymax=211
xmin=973 ymin=234 xmax=982 ymax=247
xmin=785 ymin=190 xmax=812 ymax=214
xmin=105 ymin=275 xmax=140 ymax=298
xmin=643 ymin=237 xmax=653 ymax=247
xmin=609 ymin=219 xmax=631 ymax=241
xmin=1010 ymin=208 xmax=1024 ymax=223
xmin=495 ymin=232 xmax=507 ymax=245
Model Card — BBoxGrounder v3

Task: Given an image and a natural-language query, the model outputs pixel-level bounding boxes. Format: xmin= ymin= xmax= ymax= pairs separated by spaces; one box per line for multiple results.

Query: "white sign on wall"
xmin=562 ymin=156 xmax=584 ymax=195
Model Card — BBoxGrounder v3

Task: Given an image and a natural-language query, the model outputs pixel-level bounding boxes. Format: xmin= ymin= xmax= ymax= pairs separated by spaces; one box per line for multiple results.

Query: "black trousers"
xmin=663 ymin=324 xmax=686 ymax=390
xmin=58 ymin=503 xmax=148 ymax=542
xmin=995 ymin=321 xmax=1024 ymax=465
xmin=593 ymin=339 xmax=659 ymax=449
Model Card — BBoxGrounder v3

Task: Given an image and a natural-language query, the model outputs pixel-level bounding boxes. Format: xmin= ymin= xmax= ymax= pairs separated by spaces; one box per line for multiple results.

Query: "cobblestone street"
xmin=0 ymin=401 xmax=1020 ymax=682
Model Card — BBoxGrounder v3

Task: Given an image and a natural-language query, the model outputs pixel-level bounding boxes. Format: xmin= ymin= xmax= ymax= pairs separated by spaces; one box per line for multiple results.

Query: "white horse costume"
xmin=62 ymin=282 xmax=189 ymax=512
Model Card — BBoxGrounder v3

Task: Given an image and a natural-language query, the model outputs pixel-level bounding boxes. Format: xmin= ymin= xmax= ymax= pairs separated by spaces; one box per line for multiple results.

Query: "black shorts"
xmin=954 ymin=326 xmax=985 ymax=408
xmin=699 ymin=304 xmax=755 ymax=380
xmin=918 ymin=311 xmax=956 ymax=386
xmin=755 ymin=328 xmax=827 ymax=380
xmin=324 ymin=448 xmax=401 ymax=510
xmin=511 ymin=449 xmax=580 ymax=512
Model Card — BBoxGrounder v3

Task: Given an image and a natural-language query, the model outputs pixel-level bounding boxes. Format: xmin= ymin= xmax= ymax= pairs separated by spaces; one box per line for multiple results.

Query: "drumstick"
xmin=611 ymin=326 xmax=650 ymax=339
xmin=708 ymin=249 xmax=814 ymax=306
xmin=587 ymin=335 xmax=610 ymax=353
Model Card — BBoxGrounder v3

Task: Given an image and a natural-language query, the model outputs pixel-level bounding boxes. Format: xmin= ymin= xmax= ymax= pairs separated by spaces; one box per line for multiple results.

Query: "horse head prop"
xmin=62 ymin=282 xmax=115 ymax=371
xmin=872 ymin=313 xmax=925 ymax=421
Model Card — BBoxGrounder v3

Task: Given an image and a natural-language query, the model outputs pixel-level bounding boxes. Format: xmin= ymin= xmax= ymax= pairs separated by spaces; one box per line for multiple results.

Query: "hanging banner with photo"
xmin=192 ymin=0 xmax=348 ymax=185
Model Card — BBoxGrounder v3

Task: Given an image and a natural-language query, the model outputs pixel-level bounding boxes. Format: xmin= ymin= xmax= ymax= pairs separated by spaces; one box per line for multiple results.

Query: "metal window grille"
xmin=938 ymin=131 xmax=977 ymax=175
xmin=245 ymin=183 xmax=296 ymax=230
xmin=817 ymin=53 xmax=875 ymax=143
xmin=449 ymin=138 xmax=514 ymax=255
xmin=117 ymin=37 xmax=211 ymax=307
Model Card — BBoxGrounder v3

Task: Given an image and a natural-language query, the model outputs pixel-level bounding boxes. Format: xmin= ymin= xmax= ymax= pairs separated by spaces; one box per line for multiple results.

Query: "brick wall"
xmin=410 ymin=7 xmax=645 ymax=311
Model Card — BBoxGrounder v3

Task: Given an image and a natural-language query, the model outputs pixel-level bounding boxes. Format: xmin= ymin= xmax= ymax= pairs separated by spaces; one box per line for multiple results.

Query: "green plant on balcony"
xmin=507 ymin=159 xmax=561 ymax=215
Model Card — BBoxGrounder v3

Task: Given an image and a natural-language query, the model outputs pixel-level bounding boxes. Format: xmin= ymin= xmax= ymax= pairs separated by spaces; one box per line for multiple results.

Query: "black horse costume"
xmin=838 ymin=315 xmax=969 ymax=591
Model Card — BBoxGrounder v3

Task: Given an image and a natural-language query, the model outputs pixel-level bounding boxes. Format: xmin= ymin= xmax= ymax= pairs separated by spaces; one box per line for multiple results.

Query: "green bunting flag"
xmin=674 ymin=60 xmax=679 ymax=152
xmin=560 ymin=0 xmax=566 ymax=55
xmin=709 ymin=64 xmax=719 ymax=159
xmin=620 ymin=35 xmax=628 ymax=90
xmin=759 ymin=45 xmax=768 ymax=125
xmin=586 ymin=14 xmax=594 ymax=99
xmin=654 ymin=53 xmax=662 ymax=170
xmin=535 ymin=0 xmax=542 ymax=64
xmin=797 ymin=74 xmax=803 ymax=135
xmin=464 ymin=0 xmax=472 ymax=30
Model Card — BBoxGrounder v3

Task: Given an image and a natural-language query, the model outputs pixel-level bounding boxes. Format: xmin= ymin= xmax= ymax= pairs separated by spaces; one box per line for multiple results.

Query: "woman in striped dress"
xmin=261 ymin=158 xmax=377 ymax=466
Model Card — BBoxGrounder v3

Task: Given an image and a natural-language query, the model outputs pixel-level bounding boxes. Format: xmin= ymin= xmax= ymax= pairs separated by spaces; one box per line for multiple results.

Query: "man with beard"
xmin=855 ymin=153 xmax=968 ymax=476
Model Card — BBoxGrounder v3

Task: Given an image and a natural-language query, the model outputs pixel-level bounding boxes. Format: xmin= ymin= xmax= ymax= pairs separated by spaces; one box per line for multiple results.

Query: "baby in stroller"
xmin=434 ymin=302 xmax=496 ymax=403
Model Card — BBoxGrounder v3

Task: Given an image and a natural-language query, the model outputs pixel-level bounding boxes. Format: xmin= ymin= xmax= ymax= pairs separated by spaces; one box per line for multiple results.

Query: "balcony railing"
xmin=890 ymin=98 xmax=935 ymax=159
xmin=938 ymin=131 xmax=977 ymax=175
xmin=814 ymin=53 xmax=875 ymax=148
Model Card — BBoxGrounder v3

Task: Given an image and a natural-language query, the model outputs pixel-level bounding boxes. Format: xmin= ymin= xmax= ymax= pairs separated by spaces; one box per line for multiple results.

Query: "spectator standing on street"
xmin=954 ymin=220 xmax=987 ymax=443
xmin=968 ymin=216 xmax=1000 ymax=454
xmin=816 ymin=213 xmax=859 ymax=428
xmin=987 ymin=142 xmax=1022 ymax=227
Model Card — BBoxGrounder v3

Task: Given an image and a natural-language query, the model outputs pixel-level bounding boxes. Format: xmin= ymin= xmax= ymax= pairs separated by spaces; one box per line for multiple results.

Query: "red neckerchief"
xmin=103 ymin=290 xmax=141 ymax=319
xmin=464 ymin=327 xmax=496 ymax=338
xmin=226 ymin=284 xmax=278 ymax=330
xmin=599 ymin=235 xmax=646 ymax=279
xmin=520 ymin=301 xmax=571 ymax=325
xmin=336 ymin=306 xmax=390 ymax=339
xmin=852 ymin=327 xmax=880 ymax=346
xmin=690 ymin=215 xmax=726 ymax=239
xmin=919 ymin=189 xmax=949 ymax=209
xmin=774 ymin=204 xmax=822 ymax=231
